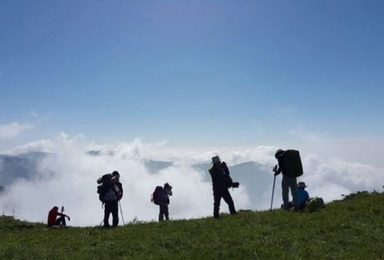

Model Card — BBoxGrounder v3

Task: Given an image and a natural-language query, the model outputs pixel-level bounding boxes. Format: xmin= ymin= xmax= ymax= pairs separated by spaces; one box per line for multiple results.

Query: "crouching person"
xmin=297 ymin=182 xmax=310 ymax=211
xmin=47 ymin=206 xmax=70 ymax=227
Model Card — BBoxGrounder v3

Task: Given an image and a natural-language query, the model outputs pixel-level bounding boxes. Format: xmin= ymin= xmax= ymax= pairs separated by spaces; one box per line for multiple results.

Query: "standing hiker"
xmin=209 ymin=156 xmax=238 ymax=219
xmin=47 ymin=206 xmax=70 ymax=227
xmin=97 ymin=171 xmax=123 ymax=228
xmin=151 ymin=183 xmax=173 ymax=221
xmin=273 ymin=149 xmax=303 ymax=211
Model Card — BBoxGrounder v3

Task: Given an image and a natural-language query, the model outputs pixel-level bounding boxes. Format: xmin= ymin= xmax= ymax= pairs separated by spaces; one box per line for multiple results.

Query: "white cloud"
xmin=0 ymin=135 xmax=383 ymax=226
xmin=2 ymin=139 xmax=53 ymax=155
xmin=0 ymin=122 xmax=34 ymax=139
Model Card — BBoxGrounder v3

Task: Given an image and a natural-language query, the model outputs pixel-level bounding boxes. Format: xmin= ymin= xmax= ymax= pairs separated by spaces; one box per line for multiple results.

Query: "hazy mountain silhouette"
xmin=230 ymin=161 xmax=274 ymax=205
xmin=143 ymin=160 xmax=173 ymax=174
xmin=0 ymin=152 xmax=49 ymax=186
xmin=192 ymin=161 xmax=273 ymax=208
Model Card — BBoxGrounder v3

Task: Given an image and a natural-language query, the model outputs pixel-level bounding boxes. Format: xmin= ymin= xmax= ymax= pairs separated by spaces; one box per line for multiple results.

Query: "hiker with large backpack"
xmin=209 ymin=156 xmax=238 ymax=219
xmin=151 ymin=183 xmax=173 ymax=221
xmin=273 ymin=149 xmax=303 ymax=211
xmin=97 ymin=171 xmax=123 ymax=228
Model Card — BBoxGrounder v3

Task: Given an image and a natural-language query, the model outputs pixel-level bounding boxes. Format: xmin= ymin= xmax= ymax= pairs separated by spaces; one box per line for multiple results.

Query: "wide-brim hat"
xmin=211 ymin=156 xmax=221 ymax=164
xmin=298 ymin=182 xmax=307 ymax=188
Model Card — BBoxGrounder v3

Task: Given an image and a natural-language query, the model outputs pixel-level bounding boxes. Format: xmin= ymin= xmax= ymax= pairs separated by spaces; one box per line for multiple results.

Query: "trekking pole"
xmin=119 ymin=201 xmax=125 ymax=226
xmin=270 ymin=175 xmax=276 ymax=211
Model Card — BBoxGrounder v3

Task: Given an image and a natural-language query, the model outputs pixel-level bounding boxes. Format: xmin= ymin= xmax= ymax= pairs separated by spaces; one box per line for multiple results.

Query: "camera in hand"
xmin=231 ymin=182 xmax=240 ymax=188
xmin=221 ymin=161 xmax=240 ymax=189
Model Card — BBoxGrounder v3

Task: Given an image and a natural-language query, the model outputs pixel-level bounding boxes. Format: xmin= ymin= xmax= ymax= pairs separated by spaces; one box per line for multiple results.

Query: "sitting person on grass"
xmin=47 ymin=206 xmax=70 ymax=227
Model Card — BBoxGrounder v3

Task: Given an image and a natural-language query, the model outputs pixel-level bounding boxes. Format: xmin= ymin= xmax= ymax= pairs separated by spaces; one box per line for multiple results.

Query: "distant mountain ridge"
xmin=0 ymin=152 xmax=274 ymax=208
xmin=0 ymin=152 xmax=50 ymax=186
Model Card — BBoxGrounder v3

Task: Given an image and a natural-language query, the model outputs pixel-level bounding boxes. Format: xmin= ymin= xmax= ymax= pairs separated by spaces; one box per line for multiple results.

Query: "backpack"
xmin=152 ymin=186 xmax=167 ymax=205
xmin=280 ymin=150 xmax=303 ymax=177
xmin=97 ymin=174 xmax=118 ymax=203
xmin=306 ymin=197 xmax=325 ymax=212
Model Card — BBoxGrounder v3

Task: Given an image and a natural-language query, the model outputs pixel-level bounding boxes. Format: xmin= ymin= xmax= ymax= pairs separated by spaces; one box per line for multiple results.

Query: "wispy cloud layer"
xmin=0 ymin=122 xmax=34 ymax=139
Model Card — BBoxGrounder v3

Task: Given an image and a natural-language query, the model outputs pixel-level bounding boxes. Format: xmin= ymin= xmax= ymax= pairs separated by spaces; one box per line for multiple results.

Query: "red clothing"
xmin=47 ymin=208 xmax=66 ymax=226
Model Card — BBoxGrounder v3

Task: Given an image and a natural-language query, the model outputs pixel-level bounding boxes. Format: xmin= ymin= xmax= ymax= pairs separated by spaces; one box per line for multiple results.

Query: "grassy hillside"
xmin=1 ymin=192 xmax=384 ymax=259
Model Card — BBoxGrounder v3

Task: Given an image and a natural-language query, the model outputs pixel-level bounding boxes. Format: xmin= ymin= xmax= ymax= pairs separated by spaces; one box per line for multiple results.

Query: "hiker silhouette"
xmin=97 ymin=171 xmax=123 ymax=228
xmin=151 ymin=183 xmax=173 ymax=221
xmin=209 ymin=156 xmax=237 ymax=219
xmin=274 ymin=149 xmax=303 ymax=211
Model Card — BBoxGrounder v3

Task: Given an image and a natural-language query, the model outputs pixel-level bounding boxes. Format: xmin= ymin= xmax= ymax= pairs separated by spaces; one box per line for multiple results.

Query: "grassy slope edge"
xmin=1 ymin=192 xmax=384 ymax=260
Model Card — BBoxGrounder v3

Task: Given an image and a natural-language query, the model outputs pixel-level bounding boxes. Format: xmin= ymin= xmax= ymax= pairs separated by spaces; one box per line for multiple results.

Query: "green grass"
xmin=1 ymin=192 xmax=384 ymax=259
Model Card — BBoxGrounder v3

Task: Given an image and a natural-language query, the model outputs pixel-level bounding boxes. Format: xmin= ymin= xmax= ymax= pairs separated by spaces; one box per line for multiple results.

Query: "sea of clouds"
xmin=0 ymin=133 xmax=383 ymax=227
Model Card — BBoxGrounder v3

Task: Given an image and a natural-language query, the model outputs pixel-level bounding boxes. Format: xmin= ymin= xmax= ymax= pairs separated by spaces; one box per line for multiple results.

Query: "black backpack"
xmin=97 ymin=174 xmax=117 ymax=203
xmin=280 ymin=150 xmax=303 ymax=177
xmin=152 ymin=186 xmax=167 ymax=205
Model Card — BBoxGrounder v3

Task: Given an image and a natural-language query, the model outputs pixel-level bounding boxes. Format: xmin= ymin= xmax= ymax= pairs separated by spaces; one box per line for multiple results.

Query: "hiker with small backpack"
xmin=47 ymin=206 xmax=70 ymax=227
xmin=151 ymin=183 xmax=173 ymax=221
xmin=209 ymin=156 xmax=238 ymax=219
xmin=273 ymin=149 xmax=303 ymax=211
xmin=97 ymin=171 xmax=123 ymax=228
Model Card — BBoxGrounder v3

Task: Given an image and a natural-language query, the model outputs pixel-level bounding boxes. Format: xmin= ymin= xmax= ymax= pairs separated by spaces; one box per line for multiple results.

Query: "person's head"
xmin=298 ymin=182 xmax=307 ymax=189
xmin=112 ymin=171 xmax=120 ymax=179
xmin=164 ymin=182 xmax=172 ymax=190
xmin=211 ymin=156 xmax=221 ymax=167
xmin=52 ymin=206 xmax=59 ymax=212
xmin=275 ymin=149 xmax=285 ymax=159
xmin=111 ymin=171 xmax=120 ymax=183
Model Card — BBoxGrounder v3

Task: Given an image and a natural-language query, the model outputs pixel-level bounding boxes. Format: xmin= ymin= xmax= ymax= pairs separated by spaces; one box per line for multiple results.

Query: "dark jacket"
xmin=275 ymin=156 xmax=286 ymax=176
xmin=160 ymin=189 xmax=170 ymax=205
xmin=209 ymin=165 xmax=230 ymax=192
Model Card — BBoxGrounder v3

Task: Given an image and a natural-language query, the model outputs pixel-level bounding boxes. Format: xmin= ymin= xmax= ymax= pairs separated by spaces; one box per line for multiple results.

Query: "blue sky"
xmin=1 ymin=0 xmax=384 ymax=150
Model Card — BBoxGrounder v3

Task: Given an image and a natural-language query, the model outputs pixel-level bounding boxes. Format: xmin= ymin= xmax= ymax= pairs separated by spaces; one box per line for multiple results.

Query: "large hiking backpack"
xmin=97 ymin=182 xmax=118 ymax=203
xmin=281 ymin=150 xmax=303 ymax=177
xmin=152 ymin=186 xmax=167 ymax=205
xmin=97 ymin=174 xmax=117 ymax=203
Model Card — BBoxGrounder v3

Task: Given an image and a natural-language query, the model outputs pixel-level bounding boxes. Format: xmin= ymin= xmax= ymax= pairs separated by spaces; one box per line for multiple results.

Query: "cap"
xmin=211 ymin=156 xmax=221 ymax=164
xmin=298 ymin=182 xmax=307 ymax=188
xmin=275 ymin=149 xmax=285 ymax=159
